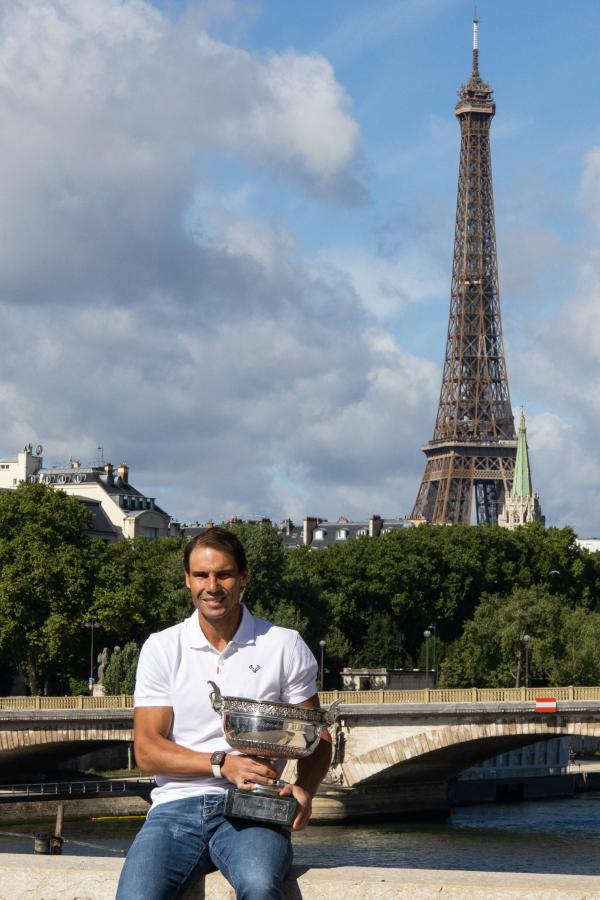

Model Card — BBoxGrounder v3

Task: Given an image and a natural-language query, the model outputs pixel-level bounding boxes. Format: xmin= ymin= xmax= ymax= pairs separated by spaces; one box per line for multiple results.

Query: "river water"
xmin=2 ymin=793 xmax=600 ymax=876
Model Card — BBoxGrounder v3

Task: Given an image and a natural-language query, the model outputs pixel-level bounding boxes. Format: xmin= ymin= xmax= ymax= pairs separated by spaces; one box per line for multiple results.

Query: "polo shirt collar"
xmin=186 ymin=603 xmax=256 ymax=650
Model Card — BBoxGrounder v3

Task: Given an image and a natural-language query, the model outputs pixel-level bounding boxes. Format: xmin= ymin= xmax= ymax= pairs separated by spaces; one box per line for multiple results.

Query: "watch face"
xmin=211 ymin=751 xmax=226 ymax=766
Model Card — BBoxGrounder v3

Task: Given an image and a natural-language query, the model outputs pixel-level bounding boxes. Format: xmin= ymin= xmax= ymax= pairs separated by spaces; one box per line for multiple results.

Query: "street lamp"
xmin=319 ymin=640 xmax=326 ymax=692
xmin=423 ymin=629 xmax=432 ymax=683
xmin=522 ymin=634 xmax=531 ymax=689
xmin=85 ymin=620 xmax=100 ymax=695
xmin=428 ymin=622 xmax=438 ymax=687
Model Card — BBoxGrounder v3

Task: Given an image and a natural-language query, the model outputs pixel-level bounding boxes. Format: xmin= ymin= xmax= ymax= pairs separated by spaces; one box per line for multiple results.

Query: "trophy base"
xmin=224 ymin=785 xmax=297 ymax=826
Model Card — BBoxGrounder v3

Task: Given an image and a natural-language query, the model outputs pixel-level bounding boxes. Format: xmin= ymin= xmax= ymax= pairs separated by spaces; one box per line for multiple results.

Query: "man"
xmin=116 ymin=527 xmax=332 ymax=900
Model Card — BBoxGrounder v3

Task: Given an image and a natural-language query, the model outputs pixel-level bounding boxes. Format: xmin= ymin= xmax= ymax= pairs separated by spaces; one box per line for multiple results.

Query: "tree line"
xmin=1 ymin=482 xmax=600 ymax=694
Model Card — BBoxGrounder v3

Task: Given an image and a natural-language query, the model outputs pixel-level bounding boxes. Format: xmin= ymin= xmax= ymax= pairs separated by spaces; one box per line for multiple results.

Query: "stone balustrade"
xmin=2 ymin=685 xmax=600 ymax=710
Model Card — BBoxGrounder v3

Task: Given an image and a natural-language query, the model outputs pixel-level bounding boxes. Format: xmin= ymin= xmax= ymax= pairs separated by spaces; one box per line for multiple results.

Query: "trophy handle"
xmin=207 ymin=680 xmax=223 ymax=712
xmin=324 ymin=698 xmax=342 ymax=725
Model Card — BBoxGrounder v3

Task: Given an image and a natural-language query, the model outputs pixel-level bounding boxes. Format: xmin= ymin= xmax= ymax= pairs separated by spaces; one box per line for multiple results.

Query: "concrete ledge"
xmin=1 ymin=855 xmax=600 ymax=899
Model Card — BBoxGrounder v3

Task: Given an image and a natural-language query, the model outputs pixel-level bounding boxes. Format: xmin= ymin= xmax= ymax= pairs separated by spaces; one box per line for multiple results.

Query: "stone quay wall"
xmin=1 ymin=856 xmax=600 ymax=899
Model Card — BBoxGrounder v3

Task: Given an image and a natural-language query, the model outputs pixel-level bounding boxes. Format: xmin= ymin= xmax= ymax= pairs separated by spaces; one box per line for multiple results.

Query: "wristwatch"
xmin=210 ymin=750 xmax=227 ymax=778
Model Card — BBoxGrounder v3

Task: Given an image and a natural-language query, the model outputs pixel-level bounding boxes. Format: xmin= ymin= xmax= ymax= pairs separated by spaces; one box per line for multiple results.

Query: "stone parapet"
xmin=1 ymin=856 xmax=600 ymax=899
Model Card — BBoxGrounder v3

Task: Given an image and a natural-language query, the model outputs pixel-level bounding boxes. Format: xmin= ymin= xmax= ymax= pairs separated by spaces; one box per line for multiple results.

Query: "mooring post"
xmin=49 ymin=803 xmax=65 ymax=855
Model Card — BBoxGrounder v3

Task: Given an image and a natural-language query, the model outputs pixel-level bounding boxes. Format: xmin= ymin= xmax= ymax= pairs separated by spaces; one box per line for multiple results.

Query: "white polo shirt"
xmin=134 ymin=604 xmax=318 ymax=807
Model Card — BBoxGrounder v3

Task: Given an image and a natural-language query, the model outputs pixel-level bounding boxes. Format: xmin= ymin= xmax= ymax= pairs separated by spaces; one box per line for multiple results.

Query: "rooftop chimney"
xmin=369 ymin=515 xmax=383 ymax=538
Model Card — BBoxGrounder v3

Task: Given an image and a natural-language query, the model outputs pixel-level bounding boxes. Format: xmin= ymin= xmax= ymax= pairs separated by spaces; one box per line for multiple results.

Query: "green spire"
xmin=511 ymin=408 xmax=533 ymax=498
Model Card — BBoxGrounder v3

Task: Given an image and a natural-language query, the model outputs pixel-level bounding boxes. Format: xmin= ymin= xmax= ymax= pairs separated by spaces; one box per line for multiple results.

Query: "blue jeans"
xmin=116 ymin=794 xmax=293 ymax=900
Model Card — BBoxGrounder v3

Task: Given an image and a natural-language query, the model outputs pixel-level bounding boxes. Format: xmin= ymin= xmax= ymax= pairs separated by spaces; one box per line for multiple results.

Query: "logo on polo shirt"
xmin=249 ymin=664 xmax=261 ymax=673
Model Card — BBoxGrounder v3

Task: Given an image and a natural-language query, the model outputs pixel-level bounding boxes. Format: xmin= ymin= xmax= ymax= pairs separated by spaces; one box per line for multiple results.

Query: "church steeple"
xmin=511 ymin=408 xmax=533 ymax=498
xmin=498 ymin=408 xmax=545 ymax=529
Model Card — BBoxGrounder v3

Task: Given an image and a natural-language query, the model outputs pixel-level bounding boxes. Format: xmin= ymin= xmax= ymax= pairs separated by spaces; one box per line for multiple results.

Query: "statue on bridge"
xmin=97 ymin=647 xmax=110 ymax=684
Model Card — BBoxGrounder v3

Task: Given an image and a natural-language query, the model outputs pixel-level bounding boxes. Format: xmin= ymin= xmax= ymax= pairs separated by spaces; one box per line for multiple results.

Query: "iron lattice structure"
xmin=412 ymin=22 xmax=516 ymax=525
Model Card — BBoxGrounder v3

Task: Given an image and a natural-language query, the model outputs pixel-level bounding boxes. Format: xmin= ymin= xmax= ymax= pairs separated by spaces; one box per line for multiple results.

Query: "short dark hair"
xmin=183 ymin=527 xmax=248 ymax=575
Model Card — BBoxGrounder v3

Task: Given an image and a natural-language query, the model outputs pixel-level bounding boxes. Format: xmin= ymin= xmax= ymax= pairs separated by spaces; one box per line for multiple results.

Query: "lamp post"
xmin=319 ymin=640 xmax=326 ymax=692
xmin=428 ymin=622 xmax=438 ymax=687
xmin=85 ymin=620 xmax=100 ymax=695
xmin=522 ymin=634 xmax=531 ymax=689
xmin=423 ymin=629 xmax=431 ymax=684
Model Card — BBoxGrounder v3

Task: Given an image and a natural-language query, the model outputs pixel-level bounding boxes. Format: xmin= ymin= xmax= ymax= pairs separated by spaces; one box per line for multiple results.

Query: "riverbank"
xmin=4 ymin=772 xmax=600 ymax=825
xmin=2 ymin=855 xmax=600 ymax=899
xmin=0 ymin=796 xmax=149 ymax=824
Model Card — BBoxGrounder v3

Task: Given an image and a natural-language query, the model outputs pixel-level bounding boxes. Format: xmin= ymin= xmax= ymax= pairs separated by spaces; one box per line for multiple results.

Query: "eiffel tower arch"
xmin=412 ymin=18 xmax=516 ymax=525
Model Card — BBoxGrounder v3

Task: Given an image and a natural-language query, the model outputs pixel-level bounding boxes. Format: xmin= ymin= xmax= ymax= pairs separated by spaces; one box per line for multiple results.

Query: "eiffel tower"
xmin=411 ymin=18 xmax=517 ymax=525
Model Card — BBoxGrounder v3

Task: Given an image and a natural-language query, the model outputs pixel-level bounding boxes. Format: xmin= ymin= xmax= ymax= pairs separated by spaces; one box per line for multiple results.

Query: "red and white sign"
xmin=535 ymin=697 xmax=557 ymax=713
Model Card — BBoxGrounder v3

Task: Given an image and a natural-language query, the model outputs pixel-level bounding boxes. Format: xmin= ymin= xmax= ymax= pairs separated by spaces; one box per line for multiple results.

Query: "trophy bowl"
xmin=209 ymin=683 xmax=339 ymax=759
xmin=207 ymin=681 xmax=341 ymax=825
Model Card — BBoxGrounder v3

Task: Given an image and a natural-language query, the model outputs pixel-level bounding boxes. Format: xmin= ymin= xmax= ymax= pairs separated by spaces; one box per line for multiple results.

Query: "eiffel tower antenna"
xmin=472 ymin=13 xmax=479 ymax=77
xmin=411 ymin=19 xmax=517 ymax=525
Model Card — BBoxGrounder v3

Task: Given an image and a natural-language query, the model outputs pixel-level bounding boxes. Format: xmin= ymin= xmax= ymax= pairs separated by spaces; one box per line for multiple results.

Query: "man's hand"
xmin=277 ymin=782 xmax=312 ymax=831
xmin=221 ymin=754 xmax=279 ymax=789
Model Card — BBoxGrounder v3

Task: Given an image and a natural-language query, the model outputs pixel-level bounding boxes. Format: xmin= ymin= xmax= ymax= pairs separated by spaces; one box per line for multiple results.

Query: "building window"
xmin=357 ymin=528 xmax=367 ymax=537
xmin=336 ymin=529 xmax=349 ymax=540
xmin=313 ymin=529 xmax=326 ymax=540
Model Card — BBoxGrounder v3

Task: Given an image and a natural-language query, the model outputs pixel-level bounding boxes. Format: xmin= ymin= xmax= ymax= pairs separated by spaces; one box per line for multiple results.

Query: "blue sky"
xmin=0 ymin=0 xmax=599 ymax=533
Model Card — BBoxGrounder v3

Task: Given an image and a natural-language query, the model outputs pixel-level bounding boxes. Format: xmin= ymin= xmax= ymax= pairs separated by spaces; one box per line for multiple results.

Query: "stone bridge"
xmin=2 ymin=696 xmax=599 ymax=820
xmin=0 ymin=709 xmax=133 ymax=771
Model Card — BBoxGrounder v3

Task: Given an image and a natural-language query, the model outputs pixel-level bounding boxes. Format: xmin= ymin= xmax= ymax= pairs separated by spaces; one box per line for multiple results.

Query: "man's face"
xmin=185 ymin=545 xmax=246 ymax=627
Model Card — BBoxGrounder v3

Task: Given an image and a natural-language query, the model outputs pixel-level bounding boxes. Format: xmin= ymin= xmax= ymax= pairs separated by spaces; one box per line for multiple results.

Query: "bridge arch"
xmin=338 ymin=718 xmax=600 ymax=786
xmin=0 ymin=724 xmax=133 ymax=771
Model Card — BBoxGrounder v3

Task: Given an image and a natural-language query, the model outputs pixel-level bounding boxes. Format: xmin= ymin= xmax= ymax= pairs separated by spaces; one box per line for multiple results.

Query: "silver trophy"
xmin=208 ymin=680 xmax=340 ymax=826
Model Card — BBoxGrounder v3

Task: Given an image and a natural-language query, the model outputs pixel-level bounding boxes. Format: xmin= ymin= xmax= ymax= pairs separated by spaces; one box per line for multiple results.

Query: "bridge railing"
xmin=0 ymin=695 xmax=134 ymax=710
xmin=320 ymin=686 xmax=600 ymax=704
xmin=2 ymin=687 xmax=600 ymax=710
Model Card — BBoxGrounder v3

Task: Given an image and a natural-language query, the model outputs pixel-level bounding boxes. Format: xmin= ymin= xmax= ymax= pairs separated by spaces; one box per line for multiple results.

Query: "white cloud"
xmin=505 ymin=143 xmax=600 ymax=534
xmin=0 ymin=0 xmax=363 ymax=307
xmin=326 ymin=246 xmax=446 ymax=319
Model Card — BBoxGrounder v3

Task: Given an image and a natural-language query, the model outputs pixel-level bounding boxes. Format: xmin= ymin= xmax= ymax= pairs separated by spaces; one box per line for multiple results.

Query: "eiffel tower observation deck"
xmin=411 ymin=18 xmax=517 ymax=525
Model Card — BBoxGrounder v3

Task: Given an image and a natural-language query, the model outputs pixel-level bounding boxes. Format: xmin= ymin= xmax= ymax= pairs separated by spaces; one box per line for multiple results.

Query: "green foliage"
xmin=67 ymin=676 xmax=89 ymax=696
xmin=92 ymin=536 xmax=189 ymax=645
xmin=441 ymin=585 xmax=600 ymax=688
xmin=224 ymin=521 xmax=285 ymax=614
xmin=0 ymin=482 xmax=96 ymax=694
xmin=102 ymin=642 xmax=140 ymax=695
xmin=274 ymin=522 xmax=600 ymax=685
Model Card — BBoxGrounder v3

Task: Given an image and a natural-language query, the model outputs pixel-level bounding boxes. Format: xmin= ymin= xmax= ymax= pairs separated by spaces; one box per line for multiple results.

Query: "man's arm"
xmin=278 ymin=693 xmax=333 ymax=831
xmin=134 ymin=706 xmax=279 ymax=787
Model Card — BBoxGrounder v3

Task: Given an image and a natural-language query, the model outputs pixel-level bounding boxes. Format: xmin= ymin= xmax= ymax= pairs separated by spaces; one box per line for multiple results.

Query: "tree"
xmin=224 ymin=521 xmax=285 ymax=616
xmin=440 ymin=585 xmax=600 ymax=688
xmin=92 ymin=536 xmax=189 ymax=645
xmin=0 ymin=482 xmax=96 ymax=694
xmin=103 ymin=642 xmax=140 ymax=695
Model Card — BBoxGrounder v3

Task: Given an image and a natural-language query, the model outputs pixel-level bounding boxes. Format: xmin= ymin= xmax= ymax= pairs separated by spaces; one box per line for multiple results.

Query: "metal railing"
xmin=2 ymin=687 xmax=600 ymax=710
xmin=0 ymin=779 xmax=153 ymax=798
